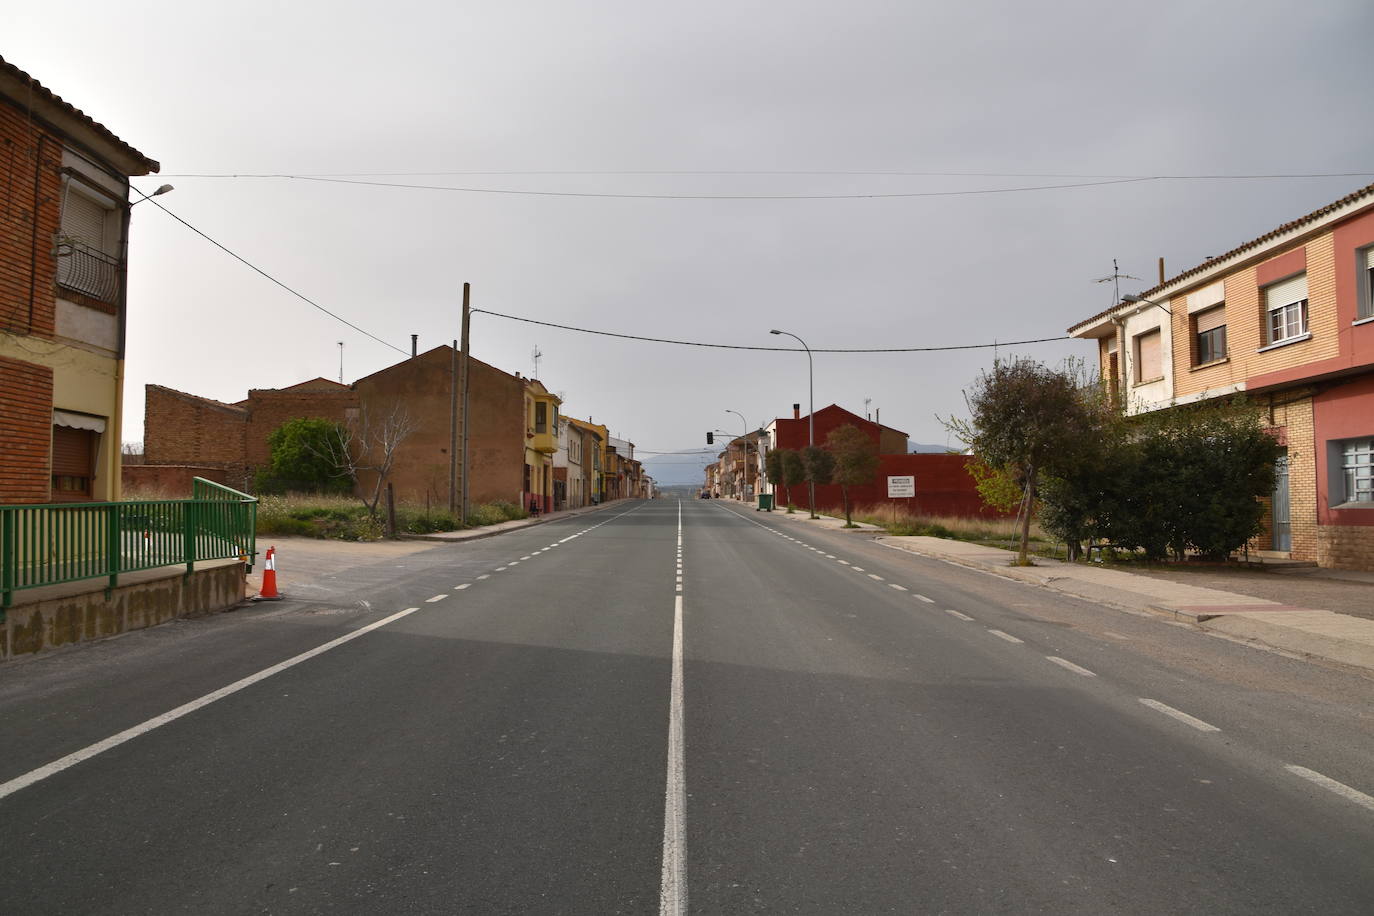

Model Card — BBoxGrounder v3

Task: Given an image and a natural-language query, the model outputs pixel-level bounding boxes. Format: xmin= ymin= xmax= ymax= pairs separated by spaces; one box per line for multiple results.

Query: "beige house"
xmin=0 ymin=56 xmax=160 ymax=505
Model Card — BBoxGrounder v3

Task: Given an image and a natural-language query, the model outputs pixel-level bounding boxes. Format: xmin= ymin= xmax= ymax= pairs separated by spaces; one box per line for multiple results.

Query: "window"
xmin=1343 ymin=439 xmax=1373 ymax=504
xmin=1134 ymin=328 xmax=1162 ymax=382
xmin=1360 ymin=247 xmax=1374 ymax=321
xmin=56 ymin=180 xmax=121 ymax=302
xmin=1194 ymin=306 xmax=1227 ymax=365
xmin=51 ymin=425 xmax=96 ymax=502
xmin=1264 ymin=274 xmax=1308 ymax=344
xmin=534 ymin=401 xmax=548 ymax=434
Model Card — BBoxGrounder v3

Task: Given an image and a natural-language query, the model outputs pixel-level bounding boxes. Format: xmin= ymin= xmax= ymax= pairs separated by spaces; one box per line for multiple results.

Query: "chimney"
xmin=793 ymin=403 xmax=801 ymax=419
xmin=1158 ymin=257 xmax=1166 ymax=285
xmin=411 ymin=334 xmax=418 ymax=358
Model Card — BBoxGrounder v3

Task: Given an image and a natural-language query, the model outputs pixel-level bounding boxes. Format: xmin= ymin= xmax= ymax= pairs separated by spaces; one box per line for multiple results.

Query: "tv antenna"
xmin=1094 ymin=258 xmax=1141 ymax=306
xmin=531 ymin=345 xmax=543 ymax=379
xmin=864 ymin=397 xmax=872 ymax=420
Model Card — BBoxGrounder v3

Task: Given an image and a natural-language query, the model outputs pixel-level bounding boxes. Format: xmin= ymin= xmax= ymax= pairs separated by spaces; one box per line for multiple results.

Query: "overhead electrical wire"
xmin=471 ymin=308 xmax=1069 ymax=352
xmin=215 ymin=173 xmax=1157 ymax=200
xmin=132 ymin=186 xmax=409 ymax=356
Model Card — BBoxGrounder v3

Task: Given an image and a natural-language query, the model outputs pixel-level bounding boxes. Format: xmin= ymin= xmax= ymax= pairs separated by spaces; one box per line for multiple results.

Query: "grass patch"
xmin=465 ymin=501 xmax=528 ymax=527
xmin=832 ymin=504 xmax=1047 ymax=545
xmin=257 ymin=494 xmax=382 ymax=540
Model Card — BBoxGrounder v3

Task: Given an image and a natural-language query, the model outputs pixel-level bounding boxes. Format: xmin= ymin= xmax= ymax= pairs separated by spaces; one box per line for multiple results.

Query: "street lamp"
xmin=130 ymin=184 xmax=174 ymax=205
xmin=1122 ymin=293 xmax=1172 ymax=316
xmin=770 ymin=328 xmax=816 ymax=518
xmin=725 ymin=409 xmax=750 ymax=502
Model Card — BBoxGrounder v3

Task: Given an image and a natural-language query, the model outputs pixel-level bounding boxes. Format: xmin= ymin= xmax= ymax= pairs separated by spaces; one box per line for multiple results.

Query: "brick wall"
xmin=143 ymin=385 xmax=250 ymax=488
xmin=121 ymin=464 xmax=228 ymax=497
xmin=1318 ymin=526 xmax=1374 ymax=571
xmin=242 ymin=388 xmax=355 ymax=470
xmin=0 ymin=100 xmax=60 ymax=341
xmin=0 ymin=355 xmax=54 ymax=502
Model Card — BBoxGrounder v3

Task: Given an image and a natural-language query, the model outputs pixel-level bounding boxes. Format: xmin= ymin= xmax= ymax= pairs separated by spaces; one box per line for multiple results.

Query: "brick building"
xmin=144 ymin=347 xmax=528 ymax=507
xmin=759 ymin=404 xmax=997 ymax=517
xmin=0 ymin=56 xmax=159 ymax=504
xmin=1070 ymin=182 xmax=1374 ymax=569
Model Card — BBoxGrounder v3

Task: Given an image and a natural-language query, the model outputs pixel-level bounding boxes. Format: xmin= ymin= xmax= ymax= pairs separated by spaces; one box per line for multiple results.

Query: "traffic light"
xmin=706 ymin=432 xmax=714 ymax=444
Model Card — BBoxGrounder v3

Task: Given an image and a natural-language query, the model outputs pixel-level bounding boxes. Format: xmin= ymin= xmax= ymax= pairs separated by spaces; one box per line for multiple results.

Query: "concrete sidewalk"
xmin=738 ymin=501 xmax=1374 ymax=673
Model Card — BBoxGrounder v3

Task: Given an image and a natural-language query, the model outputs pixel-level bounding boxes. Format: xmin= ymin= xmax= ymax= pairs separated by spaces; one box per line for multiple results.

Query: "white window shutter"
xmin=1265 ymin=274 xmax=1308 ymax=310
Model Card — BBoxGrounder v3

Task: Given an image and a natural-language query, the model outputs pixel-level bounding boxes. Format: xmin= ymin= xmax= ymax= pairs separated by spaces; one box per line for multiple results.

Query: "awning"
xmin=53 ymin=409 xmax=107 ymax=433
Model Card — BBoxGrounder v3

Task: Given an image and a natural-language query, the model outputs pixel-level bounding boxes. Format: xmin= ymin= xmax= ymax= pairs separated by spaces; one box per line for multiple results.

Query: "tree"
xmin=256 ymin=417 xmax=353 ymax=494
xmin=800 ymin=445 xmax=835 ymax=519
xmin=827 ymin=424 xmax=880 ymax=527
xmin=948 ymin=358 xmax=1103 ymax=565
xmin=780 ymin=449 xmax=806 ymax=513
xmin=312 ymin=403 xmax=416 ymax=525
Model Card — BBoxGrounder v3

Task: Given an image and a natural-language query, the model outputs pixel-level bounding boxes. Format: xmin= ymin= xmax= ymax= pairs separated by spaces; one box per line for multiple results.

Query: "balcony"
xmin=56 ymin=238 xmax=121 ymax=303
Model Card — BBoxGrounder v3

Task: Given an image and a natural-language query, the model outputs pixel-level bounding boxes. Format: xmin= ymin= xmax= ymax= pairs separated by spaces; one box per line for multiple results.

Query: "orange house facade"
xmin=1070 ymin=183 xmax=1374 ymax=569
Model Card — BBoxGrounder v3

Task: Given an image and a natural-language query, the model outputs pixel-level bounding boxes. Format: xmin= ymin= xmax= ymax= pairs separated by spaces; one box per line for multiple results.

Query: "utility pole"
xmin=459 ymin=282 xmax=472 ymax=524
xmin=449 ymin=338 xmax=458 ymax=513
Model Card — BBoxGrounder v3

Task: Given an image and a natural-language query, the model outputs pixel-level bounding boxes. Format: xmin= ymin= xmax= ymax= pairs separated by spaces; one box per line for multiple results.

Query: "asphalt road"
xmin=2 ymin=498 xmax=1373 ymax=914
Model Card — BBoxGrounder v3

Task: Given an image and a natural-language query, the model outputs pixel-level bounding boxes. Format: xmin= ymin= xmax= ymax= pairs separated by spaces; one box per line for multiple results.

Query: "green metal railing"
xmin=0 ymin=478 xmax=257 ymax=614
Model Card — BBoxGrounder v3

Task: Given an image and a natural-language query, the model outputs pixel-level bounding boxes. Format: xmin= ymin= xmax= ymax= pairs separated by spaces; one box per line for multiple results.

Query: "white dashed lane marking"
xmin=454 ymin=584 xmax=470 ymax=590
xmin=868 ymin=573 xmax=884 ymax=581
xmin=946 ymin=610 xmax=974 ymax=621
xmin=889 ymin=584 xmax=908 ymax=591
xmin=426 ymin=594 xmax=448 ymax=603
xmin=477 ymin=574 xmax=490 ymax=580
xmin=1046 ymin=656 xmax=1096 ymax=677
xmin=914 ymin=594 xmax=935 ymax=603
xmin=988 ymin=629 xmax=1023 ymax=644
xmin=1139 ymin=699 xmax=1220 ymax=733
xmin=1285 ymin=766 xmax=1374 ymax=813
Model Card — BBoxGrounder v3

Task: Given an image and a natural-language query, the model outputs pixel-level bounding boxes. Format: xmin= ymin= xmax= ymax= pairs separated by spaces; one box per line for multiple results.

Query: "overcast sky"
xmin=10 ymin=1 xmax=1374 ymax=479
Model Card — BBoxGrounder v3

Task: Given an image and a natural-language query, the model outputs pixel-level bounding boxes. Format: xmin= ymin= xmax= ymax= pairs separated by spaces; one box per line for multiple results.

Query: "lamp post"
xmin=770 ymin=328 xmax=816 ymax=518
xmin=129 ymin=184 xmax=174 ymax=205
xmin=725 ymin=409 xmax=750 ymax=502
xmin=1122 ymin=293 xmax=1173 ymax=316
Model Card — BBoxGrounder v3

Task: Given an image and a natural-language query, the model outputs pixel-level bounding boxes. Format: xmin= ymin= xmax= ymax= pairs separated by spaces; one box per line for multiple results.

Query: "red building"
xmin=763 ymin=405 xmax=1002 ymax=518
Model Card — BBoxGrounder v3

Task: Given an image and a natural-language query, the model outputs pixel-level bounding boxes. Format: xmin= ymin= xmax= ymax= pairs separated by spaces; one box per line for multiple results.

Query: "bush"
xmin=466 ymin=501 xmax=528 ymax=527
xmin=256 ymin=418 xmax=353 ymax=496
xmin=397 ymin=508 xmax=461 ymax=534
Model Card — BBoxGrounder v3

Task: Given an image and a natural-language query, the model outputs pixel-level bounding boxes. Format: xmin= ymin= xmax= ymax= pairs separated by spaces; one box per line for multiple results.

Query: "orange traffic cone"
xmin=257 ymin=545 xmax=283 ymax=600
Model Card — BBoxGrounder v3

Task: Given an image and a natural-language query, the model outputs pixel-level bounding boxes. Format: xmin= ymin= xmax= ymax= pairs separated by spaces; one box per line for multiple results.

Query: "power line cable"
xmin=222 ymin=173 xmax=1157 ymax=200
xmin=155 ymin=168 xmax=1374 ymax=181
xmin=132 ymin=186 xmax=409 ymax=356
xmin=471 ymin=308 xmax=1069 ymax=352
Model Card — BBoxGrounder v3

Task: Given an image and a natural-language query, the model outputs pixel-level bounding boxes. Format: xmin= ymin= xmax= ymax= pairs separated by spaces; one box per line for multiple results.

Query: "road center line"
xmin=454 ymin=584 xmax=470 ymax=590
xmin=426 ymin=594 xmax=448 ymax=602
xmin=660 ymin=501 xmax=688 ymax=915
xmin=0 ymin=606 xmax=424 ymax=802
xmin=1139 ymin=699 xmax=1220 ymax=732
xmin=889 ymin=584 xmax=908 ymax=591
xmin=988 ymin=629 xmax=1023 ymax=644
xmin=946 ymin=609 xmax=974 ymax=621
xmin=913 ymin=594 xmax=935 ymax=603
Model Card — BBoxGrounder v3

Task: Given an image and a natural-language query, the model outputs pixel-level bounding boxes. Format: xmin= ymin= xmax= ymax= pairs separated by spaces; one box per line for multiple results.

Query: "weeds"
xmin=831 ymin=504 xmax=1045 ymax=545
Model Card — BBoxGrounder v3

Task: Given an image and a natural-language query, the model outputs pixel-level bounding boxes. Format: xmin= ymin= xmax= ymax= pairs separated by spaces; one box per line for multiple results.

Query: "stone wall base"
xmin=2 ymin=563 xmax=246 ymax=661
xmin=1317 ymin=525 xmax=1374 ymax=572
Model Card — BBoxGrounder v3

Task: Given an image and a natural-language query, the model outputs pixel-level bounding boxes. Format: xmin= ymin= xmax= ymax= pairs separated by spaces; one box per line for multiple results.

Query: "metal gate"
xmin=1272 ymin=452 xmax=1291 ymax=552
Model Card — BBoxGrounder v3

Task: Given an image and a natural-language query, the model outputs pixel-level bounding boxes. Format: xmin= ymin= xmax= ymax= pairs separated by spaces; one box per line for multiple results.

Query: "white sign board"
xmin=887 ymin=475 xmax=915 ymax=498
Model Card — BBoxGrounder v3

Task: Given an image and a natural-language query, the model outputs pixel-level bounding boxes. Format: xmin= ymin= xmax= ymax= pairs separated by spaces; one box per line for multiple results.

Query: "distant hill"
xmin=908 ymin=440 xmax=961 ymax=454
xmin=640 ymin=452 xmax=717 ymax=487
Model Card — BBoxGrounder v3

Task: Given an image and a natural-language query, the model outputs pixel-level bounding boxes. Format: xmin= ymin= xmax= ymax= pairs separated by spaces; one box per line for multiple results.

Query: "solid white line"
xmin=454 ymin=584 xmax=470 ymax=590
xmin=426 ymin=594 xmax=448 ymax=602
xmin=914 ymin=594 xmax=935 ymax=604
xmin=0 ymin=606 xmax=423 ymax=802
xmin=988 ymin=629 xmax=1023 ymax=644
xmin=1139 ymin=699 xmax=1221 ymax=732
xmin=1046 ymin=656 xmax=1097 ymax=677
xmin=1285 ymin=766 xmax=1374 ymax=813
xmin=659 ymin=591 xmax=687 ymax=915
xmin=946 ymin=609 xmax=974 ymax=621
xmin=889 ymin=584 xmax=908 ymax=591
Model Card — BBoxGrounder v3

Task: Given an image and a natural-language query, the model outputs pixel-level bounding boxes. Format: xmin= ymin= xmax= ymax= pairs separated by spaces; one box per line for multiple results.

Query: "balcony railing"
xmin=55 ymin=237 xmax=121 ymax=303
xmin=1 ymin=478 xmax=256 ymax=614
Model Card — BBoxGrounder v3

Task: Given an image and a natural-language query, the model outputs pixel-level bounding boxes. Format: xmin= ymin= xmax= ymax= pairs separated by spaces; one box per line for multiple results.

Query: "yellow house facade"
xmin=522 ymin=378 xmax=561 ymax=513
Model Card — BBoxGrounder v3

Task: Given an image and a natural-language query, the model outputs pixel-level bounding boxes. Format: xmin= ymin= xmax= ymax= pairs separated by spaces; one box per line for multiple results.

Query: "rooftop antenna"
xmin=337 ymin=341 xmax=344 ymax=384
xmin=1094 ymin=258 xmax=1141 ymax=307
xmin=864 ymin=396 xmax=872 ymax=420
xmin=531 ymin=344 xmax=543 ymax=379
